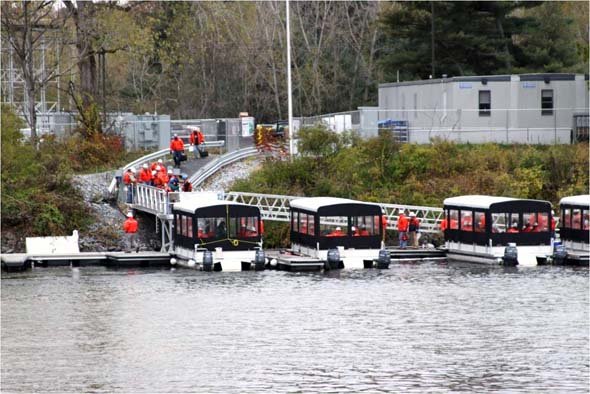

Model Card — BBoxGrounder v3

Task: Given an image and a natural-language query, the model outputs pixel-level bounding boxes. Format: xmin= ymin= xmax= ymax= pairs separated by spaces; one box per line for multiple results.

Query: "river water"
xmin=2 ymin=263 xmax=588 ymax=393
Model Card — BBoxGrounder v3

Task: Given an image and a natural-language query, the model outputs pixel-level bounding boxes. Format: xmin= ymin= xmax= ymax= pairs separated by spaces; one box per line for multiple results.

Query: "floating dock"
xmin=266 ymin=251 xmax=326 ymax=272
xmin=387 ymin=247 xmax=446 ymax=262
xmin=1 ymin=251 xmax=171 ymax=272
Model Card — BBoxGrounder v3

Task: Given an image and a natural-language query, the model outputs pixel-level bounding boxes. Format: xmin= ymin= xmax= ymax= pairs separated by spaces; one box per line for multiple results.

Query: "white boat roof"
xmin=173 ymin=196 xmax=253 ymax=214
xmin=559 ymin=195 xmax=590 ymax=207
xmin=444 ymin=195 xmax=527 ymax=209
xmin=290 ymin=197 xmax=380 ymax=213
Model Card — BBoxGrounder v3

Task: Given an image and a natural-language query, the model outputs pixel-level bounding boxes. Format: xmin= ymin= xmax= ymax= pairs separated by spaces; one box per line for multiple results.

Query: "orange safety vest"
xmin=139 ymin=168 xmax=152 ymax=183
xmin=123 ymin=217 xmax=138 ymax=233
xmin=170 ymin=138 xmax=184 ymax=152
xmin=397 ymin=215 xmax=408 ymax=232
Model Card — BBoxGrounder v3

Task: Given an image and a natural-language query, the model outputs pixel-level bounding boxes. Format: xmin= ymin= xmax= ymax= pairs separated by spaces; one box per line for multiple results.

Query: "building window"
xmin=479 ymin=90 xmax=491 ymax=116
xmin=542 ymin=89 xmax=553 ymax=116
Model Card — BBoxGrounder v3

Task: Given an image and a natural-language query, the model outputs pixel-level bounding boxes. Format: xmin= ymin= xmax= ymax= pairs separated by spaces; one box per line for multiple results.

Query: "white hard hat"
xmin=351 ymin=226 xmax=356 ymax=231
xmin=151 ymin=170 xmax=156 ymax=176
xmin=143 ymin=163 xmax=148 ymax=169
xmin=398 ymin=209 xmax=404 ymax=214
xmin=155 ymin=165 xmax=161 ymax=171
xmin=158 ymin=159 xmax=163 ymax=164
xmin=127 ymin=212 xmax=133 ymax=218
xmin=167 ymin=169 xmax=172 ymax=174
xmin=336 ymin=226 xmax=341 ymax=231
xmin=130 ymin=167 xmax=136 ymax=173
xmin=174 ymin=133 xmax=178 ymax=137
xmin=410 ymin=212 xmax=416 ymax=217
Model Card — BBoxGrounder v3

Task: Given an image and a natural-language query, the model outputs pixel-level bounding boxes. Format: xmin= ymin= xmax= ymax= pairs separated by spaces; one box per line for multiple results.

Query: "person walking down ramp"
xmin=123 ymin=212 xmax=139 ymax=252
xmin=170 ymin=134 xmax=185 ymax=168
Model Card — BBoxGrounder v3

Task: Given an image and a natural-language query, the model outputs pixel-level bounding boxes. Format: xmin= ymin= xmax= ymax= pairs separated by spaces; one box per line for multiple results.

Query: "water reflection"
xmin=2 ymin=264 xmax=588 ymax=393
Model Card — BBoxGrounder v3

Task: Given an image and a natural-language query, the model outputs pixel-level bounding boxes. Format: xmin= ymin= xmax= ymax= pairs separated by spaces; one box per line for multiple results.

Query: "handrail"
xmin=224 ymin=191 xmax=444 ymax=233
xmin=190 ymin=147 xmax=258 ymax=187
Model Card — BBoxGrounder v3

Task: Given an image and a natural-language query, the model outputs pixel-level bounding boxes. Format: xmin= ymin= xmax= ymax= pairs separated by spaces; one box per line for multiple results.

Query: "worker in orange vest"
xmin=169 ymin=134 xmax=185 ymax=168
xmin=122 ymin=167 xmax=137 ymax=203
xmin=123 ymin=211 xmax=139 ymax=252
xmin=138 ymin=163 xmax=152 ymax=185
xmin=397 ymin=209 xmax=409 ymax=249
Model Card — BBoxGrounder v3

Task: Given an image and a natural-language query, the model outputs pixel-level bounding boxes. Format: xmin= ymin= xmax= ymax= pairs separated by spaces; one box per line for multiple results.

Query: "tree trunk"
xmin=23 ymin=1 xmax=38 ymax=146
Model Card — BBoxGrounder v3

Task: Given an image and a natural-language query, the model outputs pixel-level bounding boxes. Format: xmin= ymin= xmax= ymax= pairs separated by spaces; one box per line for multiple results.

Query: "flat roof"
xmin=559 ymin=195 xmax=590 ymax=207
xmin=379 ymin=73 xmax=585 ymax=89
xmin=442 ymin=195 xmax=551 ymax=210
xmin=173 ymin=199 xmax=251 ymax=214
xmin=290 ymin=197 xmax=380 ymax=213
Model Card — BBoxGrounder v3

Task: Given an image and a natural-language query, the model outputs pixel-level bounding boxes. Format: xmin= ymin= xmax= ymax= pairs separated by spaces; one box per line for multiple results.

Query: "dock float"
xmin=387 ymin=247 xmax=446 ymax=262
xmin=1 ymin=251 xmax=171 ymax=271
xmin=266 ymin=251 xmax=326 ymax=272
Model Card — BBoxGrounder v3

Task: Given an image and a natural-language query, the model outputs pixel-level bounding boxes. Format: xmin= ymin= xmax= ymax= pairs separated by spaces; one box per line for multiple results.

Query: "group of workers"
xmin=169 ymin=127 xmax=206 ymax=168
xmin=396 ymin=209 xmax=420 ymax=249
xmin=122 ymin=160 xmax=193 ymax=203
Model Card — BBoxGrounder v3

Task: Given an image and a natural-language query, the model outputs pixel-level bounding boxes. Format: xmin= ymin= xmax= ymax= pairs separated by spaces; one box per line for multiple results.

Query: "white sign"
xmin=241 ymin=117 xmax=255 ymax=137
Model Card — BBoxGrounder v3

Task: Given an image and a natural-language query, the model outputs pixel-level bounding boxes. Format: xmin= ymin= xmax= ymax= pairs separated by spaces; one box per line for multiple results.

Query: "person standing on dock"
xmin=409 ymin=212 xmax=420 ymax=247
xmin=123 ymin=212 xmax=139 ymax=252
xmin=397 ymin=209 xmax=409 ymax=249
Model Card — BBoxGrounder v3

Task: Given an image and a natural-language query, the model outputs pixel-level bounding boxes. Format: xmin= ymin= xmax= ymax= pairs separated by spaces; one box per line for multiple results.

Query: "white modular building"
xmin=371 ymin=73 xmax=589 ymax=144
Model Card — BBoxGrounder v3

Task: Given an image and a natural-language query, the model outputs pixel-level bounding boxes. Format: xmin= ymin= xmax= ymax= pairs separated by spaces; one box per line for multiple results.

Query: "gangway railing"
xmin=224 ymin=191 xmax=444 ymax=233
xmin=190 ymin=147 xmax=258 ymax=187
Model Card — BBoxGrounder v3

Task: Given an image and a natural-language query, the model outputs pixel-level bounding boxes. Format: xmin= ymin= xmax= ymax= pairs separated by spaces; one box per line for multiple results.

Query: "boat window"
xmin=523 ymin=212 xmax=549 ymax=232
xmin=584 ymin=212 xmax=590 ymax=230
xmin=188 ymin=217 xmax=193 ymax=237
xmin=319 ymin=216 xmax=347 ymax=237
xmin=291 ymin=211 xmax=298 ymax=232
xmin=234 ymin=216 xmax=259 ymax=237
xmin=196 ymin=218 xmax=210 ymax=238
xmin=299 ymin=213 xmax=309 ymax=234
xmin=449 ymin=209 xmax=459 ymax=229
xmin=572 ymin=209 xmax=582 ymax=229
xmin=562 ymin=208 xmax=570 ymax=229
xmin=351 ymin=215 xmax=377 ymax=236
xmin=181 ymin=215 xmax=189 ymax=236
xmin=461 ymin=210 xmax=473 ymax=231
xmin=196 ymin=217 xmax=227 ymax=238
xmin=308 ymin=215 xmax=315 ymax=236
xmin=474 ymin=211 xmax=486 ymax=232
xmin=175 ymin=214 xmax=181 ymax=233
xmin=491 ymin=213 xmax=507 ymax=233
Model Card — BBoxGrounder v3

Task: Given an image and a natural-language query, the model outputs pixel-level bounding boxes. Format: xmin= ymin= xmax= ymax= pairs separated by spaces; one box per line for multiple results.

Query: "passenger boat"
xmin=443 ymin=195 xmax=553 ymax=266
xmin=288 ymin=197 xmax=386 ymax=269
xmin=550 ymin=195 xmax=589 ymax=265
xmin=171 ymin=193 xmax=265 ymax=271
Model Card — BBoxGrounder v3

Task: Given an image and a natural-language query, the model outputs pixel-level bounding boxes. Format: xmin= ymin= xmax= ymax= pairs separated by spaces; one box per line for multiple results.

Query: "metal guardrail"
xmin=190 ymin=147 xmax=258 ymax=187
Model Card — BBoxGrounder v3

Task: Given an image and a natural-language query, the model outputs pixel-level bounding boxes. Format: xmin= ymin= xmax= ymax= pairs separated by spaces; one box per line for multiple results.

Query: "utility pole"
xmin=286 ymin=0 xmax=294 ymax=162
xmin=431 ymin=1 xmax=435 ymax=78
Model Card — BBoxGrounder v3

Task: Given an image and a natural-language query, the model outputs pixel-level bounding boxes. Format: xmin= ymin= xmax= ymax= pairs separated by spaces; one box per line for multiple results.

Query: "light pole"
xmin=286 ymin=0 xmax=294 ymax=161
